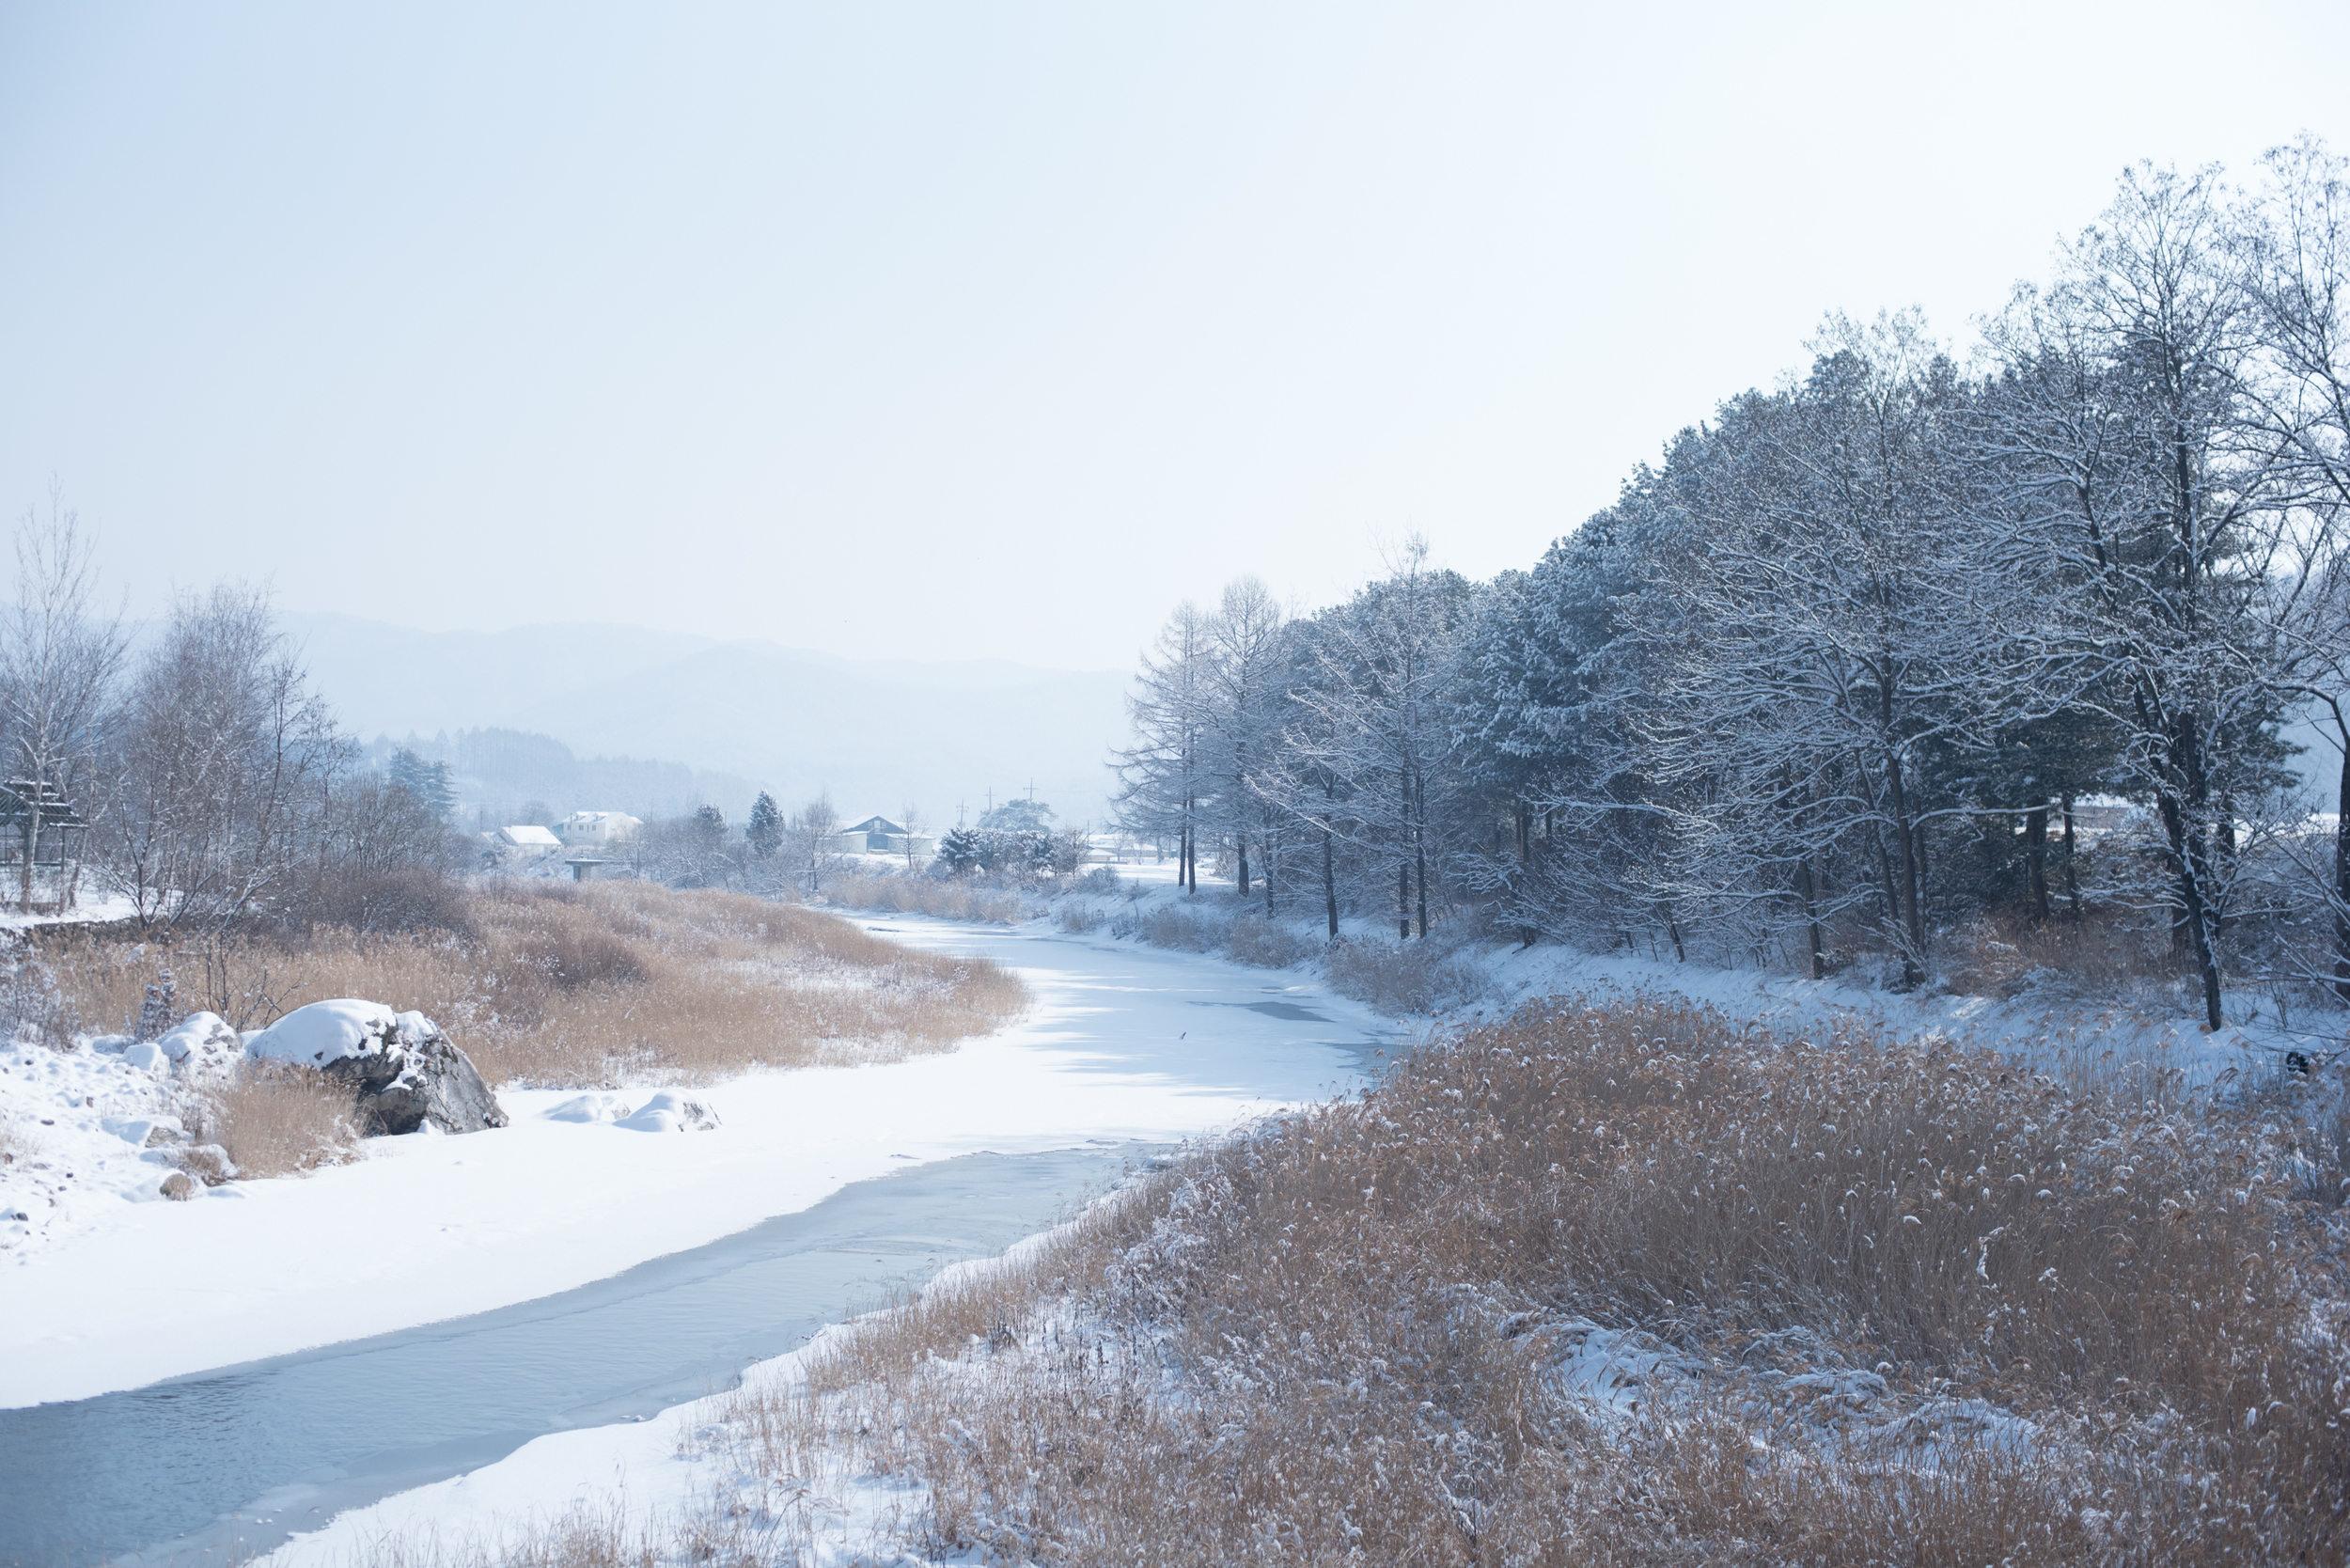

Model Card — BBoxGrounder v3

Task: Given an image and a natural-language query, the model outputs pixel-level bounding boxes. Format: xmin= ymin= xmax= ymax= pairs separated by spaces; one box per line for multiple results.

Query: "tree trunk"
xmin=2024 ymin=804 xmax=2050 ymax=924
xmin=1796 ymin=855 xmax=1826 ymax=980
xmin=1882 ymin=749 xmax=1925 ymax=985
xmin=2061 ymin=793 xmax=2082 ymax=922
xmin=1397 ymin=858 xmax=1410 ymax=942
xmin=1236 ymin=836 xmax=1250 ymax=899
xmin=2335 ymin=719 xmax=2350 ymax=1004
xmin=2153 ymin=783 xmax=2225 ymax=1029
xmin=1414 ymin=840 xmax=1429 ymax=939
xmin=19 ymin=803 xmax=39 ymax=913
xmin=1514 ymin=798 xmax=1534 ymax=949
xmin=1323 ymin=827 xmax=1338 ymax=939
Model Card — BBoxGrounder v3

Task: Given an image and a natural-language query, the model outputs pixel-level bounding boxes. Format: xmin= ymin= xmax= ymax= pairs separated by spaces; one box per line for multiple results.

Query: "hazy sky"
xmin=5 ymin=3 xmax=2347 ymax=672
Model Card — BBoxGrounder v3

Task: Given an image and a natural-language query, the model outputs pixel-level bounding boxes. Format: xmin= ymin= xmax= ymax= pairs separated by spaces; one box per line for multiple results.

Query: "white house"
xmin=555 ymin=811 xmax=644 ymax=849
xmin=494 ymin=824 xmax=563 ymax=853
xmin=825 ymin=815 xmax=935 ymax=857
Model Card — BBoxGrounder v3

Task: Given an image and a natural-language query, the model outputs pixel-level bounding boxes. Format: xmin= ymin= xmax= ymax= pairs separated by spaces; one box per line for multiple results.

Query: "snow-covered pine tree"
xmin=746 ymin=791 xmax=784 ymax=857
xmin=938 ymin=824 xmax=985 ymax=877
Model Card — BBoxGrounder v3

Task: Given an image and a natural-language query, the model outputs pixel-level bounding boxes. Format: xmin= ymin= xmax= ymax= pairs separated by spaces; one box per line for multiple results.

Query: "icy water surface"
xmin=0 ymin=920 xmax=1384 ymax=1568
xmin=0 ymin=1142 xmax=1152 ymax=1567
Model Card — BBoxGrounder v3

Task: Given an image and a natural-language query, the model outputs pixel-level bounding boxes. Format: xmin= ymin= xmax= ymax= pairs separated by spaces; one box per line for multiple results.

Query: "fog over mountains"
xmin=280 ymin=613 xmax=1132 ymax=828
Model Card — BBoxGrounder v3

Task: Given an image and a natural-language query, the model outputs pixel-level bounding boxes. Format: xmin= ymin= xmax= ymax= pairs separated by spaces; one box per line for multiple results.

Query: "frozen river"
xmin=0 ymin=917 xmax=1385 ymax=1567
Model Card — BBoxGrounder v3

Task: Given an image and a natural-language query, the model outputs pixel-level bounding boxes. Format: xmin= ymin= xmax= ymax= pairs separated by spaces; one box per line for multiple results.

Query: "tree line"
xmin=1116 ymin=147 xmax=2350 ymax=1027
xmin=0 ymin=515 xmax=466 ymax=937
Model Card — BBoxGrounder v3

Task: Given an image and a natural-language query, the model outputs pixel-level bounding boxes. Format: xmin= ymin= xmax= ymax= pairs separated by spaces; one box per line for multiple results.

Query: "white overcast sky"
xmin=4 ymin=2 xmax=2347 ymax=671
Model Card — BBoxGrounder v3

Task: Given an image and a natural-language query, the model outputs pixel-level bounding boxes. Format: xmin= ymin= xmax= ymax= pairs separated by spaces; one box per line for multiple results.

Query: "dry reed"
xmin=184 ymin=1062 xmax=361 ymax=1179
xmin=817 ymin=872 xmax=1026 ymax=924
xmin=707 ymin=994 xmax=2348 ymax=1565
xmin=35 ymin=883 xmax=1028 ymax=1090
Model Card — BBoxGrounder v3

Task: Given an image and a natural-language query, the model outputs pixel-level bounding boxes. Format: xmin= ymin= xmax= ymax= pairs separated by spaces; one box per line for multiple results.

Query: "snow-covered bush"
xmin=1221 ymin=913 xmax=1315 ymax=968
xmin=0 ymin=935 xmax=75 ymax=1049
xmin=1322 ymin=933 xmax=1495 ymax=1014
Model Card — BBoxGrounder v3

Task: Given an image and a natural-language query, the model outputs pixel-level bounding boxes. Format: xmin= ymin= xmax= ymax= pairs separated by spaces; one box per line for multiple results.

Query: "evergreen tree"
xmin=388 ymin=747 xmax=460 ymax=821
xmin=979 ymin=797 xmax=1056 ymax=832
xmin=938 ymin=824 xmax=986 ymax=877
xmin=746 ymin=791 xmax=784 ymax=857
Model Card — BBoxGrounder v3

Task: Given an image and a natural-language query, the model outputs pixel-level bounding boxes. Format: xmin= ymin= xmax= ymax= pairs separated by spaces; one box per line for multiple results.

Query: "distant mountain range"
xmin=279 ymin=613 xmax=1133 ymax=828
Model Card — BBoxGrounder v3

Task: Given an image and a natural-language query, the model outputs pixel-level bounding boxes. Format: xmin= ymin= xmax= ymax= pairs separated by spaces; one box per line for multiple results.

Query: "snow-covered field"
xmin=0 ymin=918 xmax=1382 ymax=1412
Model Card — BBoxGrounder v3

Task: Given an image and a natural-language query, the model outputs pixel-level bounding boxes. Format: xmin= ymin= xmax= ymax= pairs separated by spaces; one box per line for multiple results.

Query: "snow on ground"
xmin=0 ymin=917 xmax=1380 ymax=1409
xmin=0 ymin=1040 xmax=196 ymax=1256
xmin=1465 ymin=942 xmax=2296 ymax=1090
xmin=1058 ymin=861 xmax=2316 ymax=1090
xmin=0 ymin=890 xmax=140 ymax=931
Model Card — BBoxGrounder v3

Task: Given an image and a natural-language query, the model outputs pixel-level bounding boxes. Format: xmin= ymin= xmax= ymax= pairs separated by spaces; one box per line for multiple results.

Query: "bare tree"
xmin=1983 ymin=165 xmax=2298 ymax=1027
xmin=1200 ymin=577 xmax=1289 ymax=902
xmin=899 ymin=802 xmax=928 ymax=875
xmin=1286 ymin=539 xmax=1473 ymax=939
xmin=1116 ymin=602 xmax=1212 ymax=893
xmin=785 ymin=794 xmax=841 ymax=895
xmin=112 ymin=584 xmax=348 ymax=933
xmin=0 ymin=492 xmax=125 ymax=912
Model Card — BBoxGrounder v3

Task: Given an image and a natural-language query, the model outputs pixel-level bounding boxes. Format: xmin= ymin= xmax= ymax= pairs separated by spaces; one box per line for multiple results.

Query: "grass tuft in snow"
xmin=181 ymin=1061 xmax=361 ymax=1180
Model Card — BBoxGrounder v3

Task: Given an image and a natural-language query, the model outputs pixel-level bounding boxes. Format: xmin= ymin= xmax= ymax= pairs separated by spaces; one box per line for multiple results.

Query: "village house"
xmin=555 ymin=810 xmax=644 ymax=849
xmin=825 ymin=815 xmax=935 ymax=858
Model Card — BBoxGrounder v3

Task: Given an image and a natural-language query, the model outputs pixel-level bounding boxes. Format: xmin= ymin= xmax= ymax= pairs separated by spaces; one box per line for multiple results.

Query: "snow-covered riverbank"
xmin=0 ymin=918 xmax=1383 ymax=1410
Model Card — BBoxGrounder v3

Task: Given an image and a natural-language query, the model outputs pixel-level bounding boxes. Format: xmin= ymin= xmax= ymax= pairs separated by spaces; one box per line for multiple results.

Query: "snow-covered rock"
xmin=613 ymin=1090 xmax=719 ymax=1133
xmin=247 ymin=1000 xmax=508 ymax=1137
xmin=544 ymin=1092 xmax=634 ymax=1123
xmin=98 ymin=1114 xmax=180 ymax=1148
xmin=157 ymin=1011 xmax=242 ymax=1083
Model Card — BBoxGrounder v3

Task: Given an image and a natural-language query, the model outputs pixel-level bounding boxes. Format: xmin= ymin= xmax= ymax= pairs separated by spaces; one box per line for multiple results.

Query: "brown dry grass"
xmin=819 ymin=872 xmax=1026 ymax=924
xmin=699 ymin=995 xmax=2349 ymax=1566
xmin=183 ymin=1062 xmax=361 ymax=1179
xmin=36 ymin=883 xmax=1028 ymax=1090
xmin=1941 ymin=908 xmax=2179 ymax=1001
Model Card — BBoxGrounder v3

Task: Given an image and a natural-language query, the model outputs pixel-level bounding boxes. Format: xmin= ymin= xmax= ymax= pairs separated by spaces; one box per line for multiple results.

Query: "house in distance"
xmin=826 ymin=815 xmax=935 ymax=858
xmin=555 ymin=811 xmax=644 ymax=849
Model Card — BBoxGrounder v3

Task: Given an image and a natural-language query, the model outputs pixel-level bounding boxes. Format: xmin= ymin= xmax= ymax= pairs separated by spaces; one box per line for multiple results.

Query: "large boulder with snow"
xmin=247 ymin=1000 xmax=508 ymax=1137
